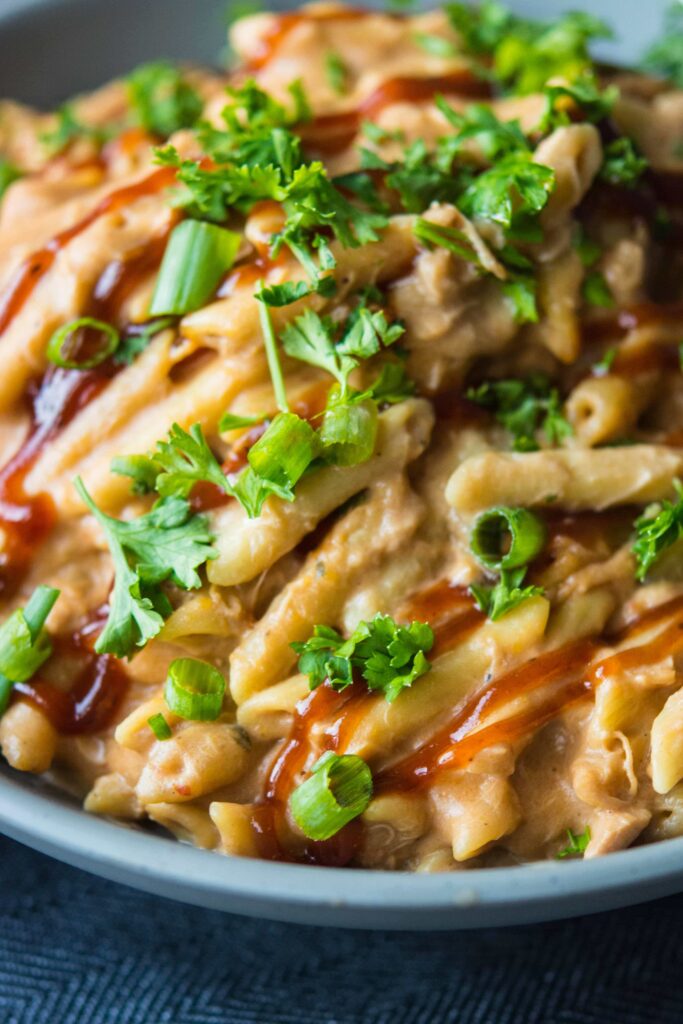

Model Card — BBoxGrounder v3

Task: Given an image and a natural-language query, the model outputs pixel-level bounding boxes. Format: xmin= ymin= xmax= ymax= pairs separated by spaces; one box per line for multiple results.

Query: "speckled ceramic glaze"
xmin=0 ymin=0 xmax=675 ymax=929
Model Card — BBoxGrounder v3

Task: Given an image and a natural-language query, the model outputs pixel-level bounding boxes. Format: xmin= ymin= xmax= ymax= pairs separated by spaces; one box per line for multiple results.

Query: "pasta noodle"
xmin=2 ymin=0 xmax=683 ymax=872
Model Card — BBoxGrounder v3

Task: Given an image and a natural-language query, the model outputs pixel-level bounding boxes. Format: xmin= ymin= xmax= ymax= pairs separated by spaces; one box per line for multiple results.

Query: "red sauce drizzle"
xmin=301 ymin=72 xmax=492 ymax=155
xmin=13 ymin=614 xmax=127 ymax=734
xmin=0 ymin=368 xmax=106 ymax=595
xmin=252 ymin=582 xmax=483 ymax=862
xmin=246 ymin=7 xmax=371 ymax=71
xmin=0 ymin=196 xmax=173 ymax=590
xmin=0 ymin=165 xmax=175 ymax=338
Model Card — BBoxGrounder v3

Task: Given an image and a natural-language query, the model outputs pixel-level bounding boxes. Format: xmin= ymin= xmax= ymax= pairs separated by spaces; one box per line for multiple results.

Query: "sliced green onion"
xmin=247 ymin=412 xmax=320 ymax=500
xmin=470 ymin=507 xmax=546 ymax=571
xmin=257 ymin=285 xmax=289 ymax=412
xmin=320 ymin=399 xmax=377 ymax=466
xmin=290 ymin=751 xmax=373 ymax=841
xmin=150 ymin=219 xmax=241 ymax=316
xmin=46 ymin=318 xmax=120 ymax=369
xmin=164 ymin=658 xmax=226 ymax=721
xmin=0 ymin=586 xmax=60 ymax=712
xmin=148 ymin=712 xmax=172 ymax=740
xmin=0 ymin=675 xmax=12 ymax=717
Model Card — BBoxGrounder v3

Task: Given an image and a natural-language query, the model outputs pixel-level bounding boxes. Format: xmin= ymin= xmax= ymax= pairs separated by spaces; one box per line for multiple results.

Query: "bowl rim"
xmin=3 ymin=768 xmax=683 ymax=928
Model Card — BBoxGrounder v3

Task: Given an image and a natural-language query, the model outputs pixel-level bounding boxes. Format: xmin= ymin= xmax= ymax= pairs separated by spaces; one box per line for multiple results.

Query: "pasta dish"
xmin=2 ymin=0 xmax=683 ymax=871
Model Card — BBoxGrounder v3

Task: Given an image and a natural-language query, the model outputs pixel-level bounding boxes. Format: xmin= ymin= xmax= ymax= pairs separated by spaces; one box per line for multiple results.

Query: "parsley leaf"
xmin=152 ymin=423 xmax=232 ymax=499
xmin=435 ymin=97 xmax=530 ymax=163
xmin=556 ymin=826 xmax=591 ymax=858
xmin=75 ymin=477 xmax=216 ymax=657
xmin=447 ymin=3 xmax=611 ymax=95
xmin=292 ymin=614 xmax=434 ymax=702
xmin=466 ymin=374 xmax=572 ymax=451
xmin=114 ymin=317 xmax=176 ymax=366
xmin=458 ymin=154 xmax=555 ymax=231
xmin=41 ymin=104 xmax=110 ymax=155
xmin=538 ymin=77 xmax=617 ymax=133
xmin=470 ymin=566 xmax=543 ymax=621
xmin=127 ymin=62 xmax=203 ymax=137
xmin=281 ymin=305 xmax=403 ymax=397
xmin=632 ymin=480 xmax=683 ymax=580
xmin=642 ymin=5 xmax=683 ymax=86
xmin=582 ymin=270 xmax=615 ymax=308
xmin=599 ymin=137 xmax=648 ymax=188
xmin=325 ymin=51 xmax=349 ymax=94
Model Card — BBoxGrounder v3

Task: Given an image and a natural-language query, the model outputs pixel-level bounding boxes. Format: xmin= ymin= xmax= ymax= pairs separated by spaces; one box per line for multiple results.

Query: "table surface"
xmin=0 ymin=834 xmax=681 ymax=1024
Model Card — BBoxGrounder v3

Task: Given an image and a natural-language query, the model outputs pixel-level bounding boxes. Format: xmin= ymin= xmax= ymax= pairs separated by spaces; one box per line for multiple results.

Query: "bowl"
xmin=0 ymin=0 xmax=675 ymax=929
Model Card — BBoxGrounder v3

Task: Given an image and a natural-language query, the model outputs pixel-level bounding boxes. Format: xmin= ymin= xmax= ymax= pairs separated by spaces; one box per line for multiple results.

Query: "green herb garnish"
xmin=290 ymin=751 xmax=373 ymax=841
xmin=466 ymin=374 xmax=572 ymax=451
xmin=632 ymin=480 xmax=683 ymax=581
xmin=556 ymin=826 xmax=591 ymax=858
xmin=325 ymin=51 xmax=349 ymax=94
xmin=293 ymin=613 xmax=434 ymax=702
xmin=0 ymin=586 xmax=60 ymax=715
xmin=599 ymin=137 xmax=648 ymax=188
xmin=127 ymin=61 xmax=203 ymax=137
xmin=75 ymin=477 xmax=216 ymax=658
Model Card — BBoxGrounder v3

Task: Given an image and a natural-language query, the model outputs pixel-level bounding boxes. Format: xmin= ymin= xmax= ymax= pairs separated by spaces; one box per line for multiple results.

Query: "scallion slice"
xmin=289 ymin=751 xmax=373 ymax=841
xmin=150 ymin=219 xmax=241 ymax=316
xmin=148 ymin=712 xmax=172 ymax=740
xmin=247 ymin=412 xmax=320 ymax=501
xmin=0 ymin=585 xmax=60 ymax=715
xmin=320 ymin=399 xmax=377 ymax=467
xmin=46 ymin=317 xmax=120 ymax=369
xmin=164 ymin=657 xmax=225 ymax=721
xmin=470 ymin=506 xmax=546 ymax=571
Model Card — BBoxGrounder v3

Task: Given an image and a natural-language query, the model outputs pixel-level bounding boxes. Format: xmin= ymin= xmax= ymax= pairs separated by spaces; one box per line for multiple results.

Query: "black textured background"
xmin=0 ymin=834 xmax=681 ymax=1024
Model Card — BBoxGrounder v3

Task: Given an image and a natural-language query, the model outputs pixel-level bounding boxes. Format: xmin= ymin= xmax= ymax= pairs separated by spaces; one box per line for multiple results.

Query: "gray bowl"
xmin=0 ymin=0 xmax=676 ymax=929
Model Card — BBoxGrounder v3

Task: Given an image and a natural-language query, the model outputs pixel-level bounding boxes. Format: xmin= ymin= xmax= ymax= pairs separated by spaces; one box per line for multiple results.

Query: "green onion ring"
xmin=470 ymin=506 xmax=546 ymax=571
xmin=289 ymin=751 xmax=373 ymax=841
xmin=46 ymin=317 xmax=120 ymax=369
xmin=164 ymin=658 xmax=226 ymax=721
xmin=147 ymin=712 xmax=173 ymax=740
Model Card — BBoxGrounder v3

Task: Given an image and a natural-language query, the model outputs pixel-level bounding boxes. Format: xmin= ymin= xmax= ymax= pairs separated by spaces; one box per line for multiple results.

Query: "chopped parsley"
xmin=538 ymin=77 xmax=617 ymax=133
xmin=446 ymin=3 xmax=611 ymax=94
xmin=156 ymin=80 xmax=387 ymax=301
xmin=582 ymin=270 xmax=615 ymax=309
xmin=41 ymin=104 xmax=111 ymax=155
xmin=599 ymin=137 xmax=648 ymax=188
xmin=556 ymin=826 xmax=591 ymax=858
xmin=466 ymin=375 xmax=572 ymax=451
xmin=292 ymin=614 xmax=434 ymax=702
xmin=113 ymin=317 xmax=177 ymax=367
xmin=325 ymin=51 xmax=349 ymax=94
xmin=458 ymin=154 xmax=555 ymax=234
xmin=280 ymin=306 xmax=404 ymax=398
xmin=75 ymin=477 xmax=216 ymax=658
xmin=470 ymin=566 xmax=544 ymax=621
xmin=632 ymin=480 xmax=683 ymax=581
xmin=641 ymin=4 xmax=683 ymax=86
xmin=126 ymin=61 xmax=203 ymax=137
